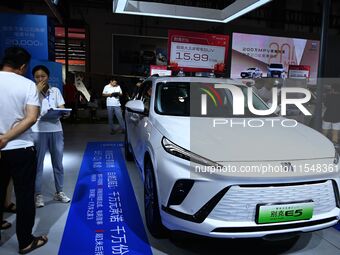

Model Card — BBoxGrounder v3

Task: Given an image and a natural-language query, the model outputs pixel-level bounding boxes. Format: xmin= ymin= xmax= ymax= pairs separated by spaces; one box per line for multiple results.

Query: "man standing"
xmin=0 ymin=47 xmax=48 ymax=254
xmin=102 ymin=78 xmax=125 ymax=134
xmin=131 ymin=81 xmax=142 ymax=99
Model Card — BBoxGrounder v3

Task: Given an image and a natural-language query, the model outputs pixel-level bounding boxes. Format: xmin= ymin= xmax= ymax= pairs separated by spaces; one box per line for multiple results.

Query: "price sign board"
xmin=168 ymin=30 xmax=229 ymax=73
xmin=150 ymin=65 xmax=172 ymax=76
xmin=288 ymin=65 xmax=311 ymax=79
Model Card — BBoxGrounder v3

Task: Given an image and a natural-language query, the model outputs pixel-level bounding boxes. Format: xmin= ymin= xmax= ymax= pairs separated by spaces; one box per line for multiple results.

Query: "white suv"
xmin=124 ymin=76 xmax=340 ymax=238
xmin=240 ymin=67 xmax=262 ymax=78
xmin=267 ymin=63 xmax=285 ymax=78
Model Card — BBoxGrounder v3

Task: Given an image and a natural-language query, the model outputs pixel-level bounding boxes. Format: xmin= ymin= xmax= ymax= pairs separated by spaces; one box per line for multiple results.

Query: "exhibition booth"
xmin=0 ymin=1 xmax=339 ymax=255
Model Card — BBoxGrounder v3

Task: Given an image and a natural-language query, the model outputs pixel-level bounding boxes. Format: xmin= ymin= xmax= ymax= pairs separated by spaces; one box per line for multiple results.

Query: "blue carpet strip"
xmin=59 ymin=142 xmax=152 ymax=255
xmin=335 ymin=222 xmax=340 ymax=231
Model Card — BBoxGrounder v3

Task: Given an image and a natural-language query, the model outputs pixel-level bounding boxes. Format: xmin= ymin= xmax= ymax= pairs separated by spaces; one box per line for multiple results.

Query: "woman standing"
xmin=31 ymin=65 xmax=71 ymax=207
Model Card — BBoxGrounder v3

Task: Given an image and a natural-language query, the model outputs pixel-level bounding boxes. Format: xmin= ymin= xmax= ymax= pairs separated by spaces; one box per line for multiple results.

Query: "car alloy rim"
xmin=124 ymin=133 xmax=129 ymax=153
xmin=145 ymin=168 xmax=154 ymax=222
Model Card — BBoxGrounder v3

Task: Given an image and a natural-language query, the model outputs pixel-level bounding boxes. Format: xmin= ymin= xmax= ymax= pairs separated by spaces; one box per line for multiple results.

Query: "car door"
xmin=126 ymin=81 xmax=153 ymax=168
xmin=125 ymin=81 xmax=146 ymax=157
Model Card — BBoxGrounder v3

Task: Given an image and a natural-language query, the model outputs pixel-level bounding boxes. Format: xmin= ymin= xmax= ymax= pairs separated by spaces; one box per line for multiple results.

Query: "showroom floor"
xmin=1 ymin=123 xmax=339 ymax=255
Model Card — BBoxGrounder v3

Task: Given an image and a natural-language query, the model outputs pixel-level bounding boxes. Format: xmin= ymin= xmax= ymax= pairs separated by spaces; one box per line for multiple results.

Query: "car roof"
xmin=145 ymin=76 xmax=246 ymax=87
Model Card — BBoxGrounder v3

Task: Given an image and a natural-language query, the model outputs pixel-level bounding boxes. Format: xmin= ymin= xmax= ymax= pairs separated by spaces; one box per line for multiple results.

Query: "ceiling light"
xmin=113 ymin=0 xmax=272 ymax=23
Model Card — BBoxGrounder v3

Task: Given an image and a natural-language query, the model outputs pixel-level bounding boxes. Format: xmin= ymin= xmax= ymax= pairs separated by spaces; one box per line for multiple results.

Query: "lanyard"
xmin=46 ymin=92 xmax=51 ymax=108
xmin=42 ymin=90 xmax=52 ymax=108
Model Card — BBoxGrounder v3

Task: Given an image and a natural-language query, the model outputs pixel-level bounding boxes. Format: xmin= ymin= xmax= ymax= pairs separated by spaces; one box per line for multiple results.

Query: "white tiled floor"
xmin=1 ymin=123 xmax=339 ymax=255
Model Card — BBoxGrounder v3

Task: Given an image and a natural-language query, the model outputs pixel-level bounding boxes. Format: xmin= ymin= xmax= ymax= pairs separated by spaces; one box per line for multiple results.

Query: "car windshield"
xmin=155 ymin=82 xmax=272 ymax=117
xmin=269 ymin=64 xmax=283 ymax=68
xmin=248 ymin=68 xmax=256 ymax=70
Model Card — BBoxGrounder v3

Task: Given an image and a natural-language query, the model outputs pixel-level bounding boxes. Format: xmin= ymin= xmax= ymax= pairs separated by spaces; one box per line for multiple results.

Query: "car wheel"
xmin=124 ymin=131 xmax=133 ymax=161
xmin=144 ymin=160 xmax=167 ymax=238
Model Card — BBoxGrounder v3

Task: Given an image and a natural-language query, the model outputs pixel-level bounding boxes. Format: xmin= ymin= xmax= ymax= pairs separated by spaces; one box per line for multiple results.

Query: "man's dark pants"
xmin=0 ymin=147 xmax=36 ymax=249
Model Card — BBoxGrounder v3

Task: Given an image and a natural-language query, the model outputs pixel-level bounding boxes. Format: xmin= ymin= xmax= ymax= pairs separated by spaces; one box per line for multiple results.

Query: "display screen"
xmin=230 ymin=32 xmax=320 ymax=84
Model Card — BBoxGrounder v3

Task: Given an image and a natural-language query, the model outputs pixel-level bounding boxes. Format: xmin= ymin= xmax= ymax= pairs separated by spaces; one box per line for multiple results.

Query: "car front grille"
xmin=270 ymin=71 xmax=281 ymax=76
xmin=209 ymin=180 xmax=337 ymax=222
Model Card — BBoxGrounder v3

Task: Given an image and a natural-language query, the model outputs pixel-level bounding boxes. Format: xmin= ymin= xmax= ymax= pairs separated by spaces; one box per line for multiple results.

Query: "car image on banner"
xmin=267 ymin=63 xmax=285 ymax=78
xmin=124 ymin=76 xmax=340 ymax=239
xmin=240 ymin=67 xmax=263 ymax=78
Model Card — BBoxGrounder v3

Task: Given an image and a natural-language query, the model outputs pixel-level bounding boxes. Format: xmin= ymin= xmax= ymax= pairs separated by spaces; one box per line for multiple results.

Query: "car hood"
xmin=153 ymin=116 xmax=334 ymax=162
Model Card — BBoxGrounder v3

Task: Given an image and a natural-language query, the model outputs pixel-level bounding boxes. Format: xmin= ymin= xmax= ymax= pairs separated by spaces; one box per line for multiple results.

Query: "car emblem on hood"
xmin=281 ymin=162 xmax=295 ymax=172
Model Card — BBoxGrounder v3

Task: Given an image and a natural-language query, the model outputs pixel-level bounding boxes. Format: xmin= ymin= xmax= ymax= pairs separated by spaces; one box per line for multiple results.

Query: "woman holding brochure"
xmin=31 ymin=65 xmax=71 ymax=208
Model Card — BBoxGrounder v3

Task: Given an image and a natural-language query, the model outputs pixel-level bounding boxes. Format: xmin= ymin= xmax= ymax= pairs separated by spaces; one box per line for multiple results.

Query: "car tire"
xmin=124 ymin=131 xmax=133 ymax=161
xmin=144 ymin=160 xmax=168 ymax=238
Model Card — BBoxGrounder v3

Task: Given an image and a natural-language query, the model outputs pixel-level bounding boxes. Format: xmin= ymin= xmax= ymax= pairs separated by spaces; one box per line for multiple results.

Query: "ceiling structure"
xmin=1 ymin=0 xmax=340 ymax=32
xmin=141 ymin=0 xmax=237 ymax=10
xmin=113 ymin=0 xmax=272 ymax=23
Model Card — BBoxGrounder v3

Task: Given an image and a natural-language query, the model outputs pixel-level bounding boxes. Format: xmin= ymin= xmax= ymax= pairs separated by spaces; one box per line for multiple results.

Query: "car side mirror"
xmin=126 ymin=100 xmax=145 ymax=113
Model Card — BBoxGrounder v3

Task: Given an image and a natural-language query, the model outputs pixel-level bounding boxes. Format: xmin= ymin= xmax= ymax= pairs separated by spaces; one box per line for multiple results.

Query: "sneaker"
xmin=35 ymin=194 xmax=44 ymax=208
xmin=54 ymin=192 xmax=71 ymax=203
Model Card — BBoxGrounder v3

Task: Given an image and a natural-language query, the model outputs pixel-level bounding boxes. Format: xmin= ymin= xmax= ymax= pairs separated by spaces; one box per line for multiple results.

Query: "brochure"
xmin=40 ymin=108 xmax=72 ymax=120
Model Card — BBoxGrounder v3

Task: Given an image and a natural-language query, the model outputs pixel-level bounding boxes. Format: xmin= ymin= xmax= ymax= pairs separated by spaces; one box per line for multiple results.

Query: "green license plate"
xmin=256 ymin=201 xmax=314 ymax=224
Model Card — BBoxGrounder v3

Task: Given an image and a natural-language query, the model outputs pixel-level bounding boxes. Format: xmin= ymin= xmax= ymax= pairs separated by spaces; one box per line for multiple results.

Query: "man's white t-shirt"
xmin=102 ymin=84 xmax=122 ymax=107
xmin=0 ymin=71 xmax=40 ymax=150
xmin=31 ymin=87 xmax=65 ymax=133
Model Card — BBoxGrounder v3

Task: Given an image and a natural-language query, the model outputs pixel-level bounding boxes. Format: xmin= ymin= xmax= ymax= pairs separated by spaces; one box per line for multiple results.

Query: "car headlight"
xmin=334 ymin=150 xmax=339 ymax=165
xmin=162 ymin=137 xmax=222 ymax=167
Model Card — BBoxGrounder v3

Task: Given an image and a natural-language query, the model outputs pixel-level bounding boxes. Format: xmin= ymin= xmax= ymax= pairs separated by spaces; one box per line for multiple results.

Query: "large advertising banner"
xmin=0 ymin=13 xmax=53 ymax=61
xmin=59 ymin=142 xmax=152 ymax=255
xmin=231 ymin=32 xmax=320 ymax=83
xmin=168 ymin=30 xmax=229 ymax=73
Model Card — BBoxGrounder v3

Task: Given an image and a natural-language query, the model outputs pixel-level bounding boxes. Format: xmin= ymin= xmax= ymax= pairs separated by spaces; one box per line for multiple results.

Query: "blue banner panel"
xmin=28 ymin=59 xmax=63 ymax=93
xmin=335 ymin=222 xmax=340 ymax=232
xmin=47 ymin=19 xmax=55 ymax=61
xmin=0 ymin=13 xmax=49 ymax=60
xmin=59 ymin=142 xmax=152 ymax=255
